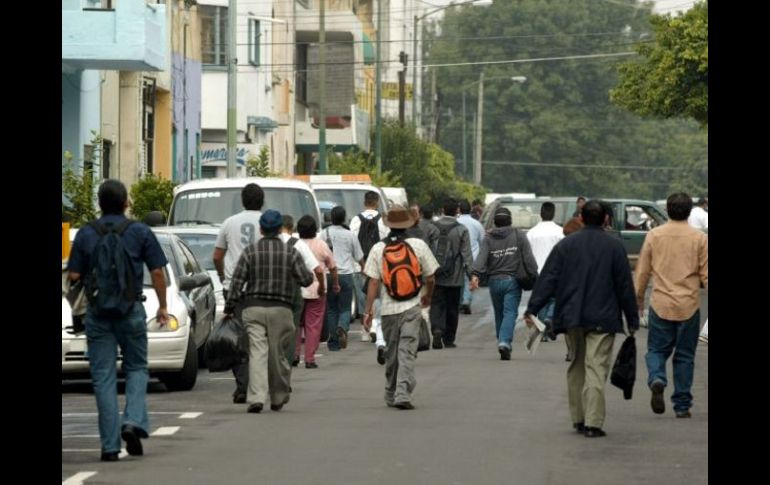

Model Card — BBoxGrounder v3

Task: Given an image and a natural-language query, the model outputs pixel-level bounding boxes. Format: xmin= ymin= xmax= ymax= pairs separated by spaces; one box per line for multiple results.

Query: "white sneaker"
xmin=360 ymin=331 xmax=371 ymax=342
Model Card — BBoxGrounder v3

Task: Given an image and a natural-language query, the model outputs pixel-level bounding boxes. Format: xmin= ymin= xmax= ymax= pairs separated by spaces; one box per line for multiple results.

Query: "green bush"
xmin=62 ymin=157 xmax=96 ymax=228
xmin=130 ymin=173 xmax=175 ymax=222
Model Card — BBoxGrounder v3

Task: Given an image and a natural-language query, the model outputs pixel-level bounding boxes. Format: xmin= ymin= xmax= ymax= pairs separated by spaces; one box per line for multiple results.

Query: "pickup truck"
xmin=480 ymin=197 xmax=667 ymax=269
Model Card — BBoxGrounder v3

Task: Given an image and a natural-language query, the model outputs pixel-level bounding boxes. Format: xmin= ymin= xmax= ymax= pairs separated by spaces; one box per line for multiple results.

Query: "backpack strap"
xmin=114 ymin=219 xmax=135 ymax=235
xmin=89 ymin=221 xmax=109 ymax=236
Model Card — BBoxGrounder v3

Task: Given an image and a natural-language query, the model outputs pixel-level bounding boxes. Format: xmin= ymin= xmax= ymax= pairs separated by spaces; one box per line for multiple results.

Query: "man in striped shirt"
xmin=224 ymin=210 xmax=315 ymax=414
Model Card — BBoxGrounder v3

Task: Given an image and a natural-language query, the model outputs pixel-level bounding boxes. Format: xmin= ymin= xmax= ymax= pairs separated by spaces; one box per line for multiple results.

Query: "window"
xmin=102 ymin=140 xmax=112 ymax=179
xmin=201 ymin=5 xmax=228 ymax=67
xmin=177 ymin=240 xmax=201 ymax=275
xmin=248 ymin=19 xmax=261 ymax=66
xmin=296 ymin=44 xmax=308 ymax=104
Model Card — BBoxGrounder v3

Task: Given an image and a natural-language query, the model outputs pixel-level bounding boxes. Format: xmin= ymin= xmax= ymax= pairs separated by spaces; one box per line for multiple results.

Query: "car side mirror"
xmin=178 ymin=273 xmax=211 ymax=291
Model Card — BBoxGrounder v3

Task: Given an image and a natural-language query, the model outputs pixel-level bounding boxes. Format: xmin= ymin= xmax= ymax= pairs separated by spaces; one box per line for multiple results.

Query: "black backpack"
xmin=357 ymin=213 xmax=381 ymax=260
xmin=432 ymin=221 xmax=460 ymax=279
xmin=84 ymin=220 xmax=139 ymax=317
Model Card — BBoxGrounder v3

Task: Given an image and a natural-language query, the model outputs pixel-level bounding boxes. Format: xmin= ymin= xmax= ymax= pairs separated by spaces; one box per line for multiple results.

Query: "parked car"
xmin=62 ymin=229 xmax=216 ymax=391
xmin=169 ymin=177 xmax=321 ymax=228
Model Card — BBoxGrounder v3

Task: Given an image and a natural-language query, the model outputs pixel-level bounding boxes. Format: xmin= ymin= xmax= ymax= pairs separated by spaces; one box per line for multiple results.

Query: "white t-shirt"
xmin=349 ymin=209 xmax=390 ymax=241
xmin=279 ymin=233 xmax=320 ymax=273
xmin=688 ymin=206 xmax=708 ymax=230
xmin=526 ymin=220 xmax=565 ymax=271
xmin=215 ymin=210 xmax=262 ymax=287
xmin=364 ymin=238 xmax=439 ymax=316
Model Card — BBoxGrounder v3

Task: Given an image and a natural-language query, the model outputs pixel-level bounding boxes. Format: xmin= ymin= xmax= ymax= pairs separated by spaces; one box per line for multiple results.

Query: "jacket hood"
xmin=490 ymin=226 xmax=514 ymax=239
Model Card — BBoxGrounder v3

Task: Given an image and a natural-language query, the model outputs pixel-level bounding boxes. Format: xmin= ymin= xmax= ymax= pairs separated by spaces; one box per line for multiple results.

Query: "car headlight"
xmin=147 ymin=315 xmax=182 ymax=332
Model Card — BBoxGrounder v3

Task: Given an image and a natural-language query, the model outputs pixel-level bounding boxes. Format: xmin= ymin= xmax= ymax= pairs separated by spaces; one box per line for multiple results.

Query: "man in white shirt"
xmin=688 ymin=197 xmax=708 ymax=231
xmin=526 ymin=202 xmax=564 ymax=341
xmin=458 ymin=199 xmax=484 ymax=315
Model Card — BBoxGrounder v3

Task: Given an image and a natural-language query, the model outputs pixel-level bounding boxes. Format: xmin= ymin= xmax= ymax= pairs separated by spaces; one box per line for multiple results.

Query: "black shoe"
xmin=291 ymin=358 xmax=300 ymax=367
xmin=370 ymin=331 xmax=377 ymax=343
xmin=432 ymin=331 xmax=443 ymax=349
xmin=584 ymin=427 xmax=607 ymax=438
xmin=248 ymin=403 xmax=263 ymax=413
xmin=394 ymin=401 xmax=415 ymax=410
xmin=444 ymin=342 xmax=457 ymax=348
xmin=305 ymin=362 xmax=318 ymax=369
xmin=573 ymin=422 xmax=586 ymax=434
xmin=650 ymin=381 xmax=665 ymax=414
xmin=101 ymin=451 xmax=120 ymax=462
xmin=498 ymin=347 xmax=511 ymax=360
xmin=461 ymin=304 xmax=472 ymax=315
xmin=377 ymin=346 xmax=386 ymax=365
xmin=121 ymin=424 xmax=144 ymax=456
xmin=675 ymin=410 xmax=692 ymax=418
xmin=545 ymin=321 xmax=557 ymax=341
xmin=233 ymin=393 xmax=247 ymax=404
xmin=337 ymin=327 xmax=348 ymax=349
xmin=565 ymin=354 xmax=572 ymax=362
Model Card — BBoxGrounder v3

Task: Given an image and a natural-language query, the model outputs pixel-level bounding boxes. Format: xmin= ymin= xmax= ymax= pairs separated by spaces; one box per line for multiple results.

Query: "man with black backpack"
xmin=68 ymin=180 xmax=169 ymax=462
xmin=350 ymin=190 xmax=389 ymax=343
xmin=363 ymin=205 xmax=439 ymax=409
xmin=430 ymin=198 xmax=474 ymax=349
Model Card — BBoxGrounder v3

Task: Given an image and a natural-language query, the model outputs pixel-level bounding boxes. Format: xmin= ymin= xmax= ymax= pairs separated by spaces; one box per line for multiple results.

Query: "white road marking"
xmin=62 ymin=471 xmax=97 ymax=484
xmin=151 ymin=426 xmax=180 ymax=436
xmin=179 ymin=412 xmax=202 ymax=419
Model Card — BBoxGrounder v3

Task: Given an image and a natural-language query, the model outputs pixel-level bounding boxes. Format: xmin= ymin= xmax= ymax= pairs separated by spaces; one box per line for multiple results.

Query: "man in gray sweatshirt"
xmin=470 ymin=207 xmax=539 ymax=360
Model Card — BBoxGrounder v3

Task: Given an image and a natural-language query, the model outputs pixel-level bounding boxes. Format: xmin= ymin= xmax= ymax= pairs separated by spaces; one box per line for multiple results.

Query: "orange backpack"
xmin=382 ymin=239 xmax=422 ymax=301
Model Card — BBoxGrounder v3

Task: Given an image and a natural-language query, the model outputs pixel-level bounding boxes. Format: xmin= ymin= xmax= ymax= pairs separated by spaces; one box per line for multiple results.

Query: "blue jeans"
xmin=645 ymin=307 xmax=700 ymax=413
xmin=462 ymin=275 xmax=472 ymax=306
xmin=488 ymin=277 xmax=522 ymax=349
xmin=85 ymin=303 xmax=150 ymax=454
xmin=326 ymin=273 xmax=354 ymax=348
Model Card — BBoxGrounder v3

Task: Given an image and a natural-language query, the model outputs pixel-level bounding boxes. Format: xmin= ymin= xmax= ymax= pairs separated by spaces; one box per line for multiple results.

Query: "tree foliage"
xmin=611 ymin=1 xmax=707 ymax=127
xmin=247 ymin=146 xmax=282 ymax=177
xmin=427 ymin=0 xmax=707 ymax=201
xmin=62 ymin=156 xmax=96 ymax=228
xmin=130 ymin=174 xmax=175 ymax=222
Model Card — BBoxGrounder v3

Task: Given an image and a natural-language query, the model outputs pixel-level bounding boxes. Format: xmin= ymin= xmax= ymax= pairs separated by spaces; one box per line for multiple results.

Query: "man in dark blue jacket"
xmin=524 ymin=200 xmax=639 ymax=438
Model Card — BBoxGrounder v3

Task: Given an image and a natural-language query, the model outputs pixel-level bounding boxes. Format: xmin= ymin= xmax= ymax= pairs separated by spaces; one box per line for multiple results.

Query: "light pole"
xmin=412 ymin=0 xmax=492 ymax=135
xmin=460 ymin=75 xmax=526 ymax=184
xmin=226 ymin=0 xmax=237 ymax=177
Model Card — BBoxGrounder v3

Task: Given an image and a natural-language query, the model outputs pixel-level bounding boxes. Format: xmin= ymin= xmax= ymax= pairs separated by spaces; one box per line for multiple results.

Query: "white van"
xmin=311 ymin=182 xmax=389 ymax=226
xmin=168 ymin=177 xmax=321 ymax=227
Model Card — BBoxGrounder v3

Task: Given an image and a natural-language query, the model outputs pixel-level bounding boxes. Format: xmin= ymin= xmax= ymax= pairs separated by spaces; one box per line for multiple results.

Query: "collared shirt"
xmin=458 ymin=214 xmax=485 ymax=260
xmin=634 ymin=220 xmax=708 ymax=321
xmin=349 ymin=209 xmax=390 ymax=241
xmin=526 ymin=220 xmax=565 ymax=271
xmin=364 ymin=237 xmax=439 ymax=316
xmin=69 ymin=215 xmax=168 ymax=291
xmin=688 ymin=206 xmax=708 ymax=230
xmin=215 ymin=210 xmax=262 ymax=287
xmin=322 ymin=225 xmax=364 ymax=274
xmin=225 ymin=237 xmax=314 ymax=313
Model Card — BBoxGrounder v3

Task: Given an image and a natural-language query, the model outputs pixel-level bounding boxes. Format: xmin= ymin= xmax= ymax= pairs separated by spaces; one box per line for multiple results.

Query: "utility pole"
xmin=375 ymin=0 xmax=382 ymax=177
xmin=318 ymin=0 xmax=327 ymax=174
xmin=430 ymin=69 xmax=437 ymax=143
xmin=226 ymin=0 xmax=237 ymax=178
xmin=411 ymin=14 xmax=418 ymax=133
xmin=398 ymin=51 xmax=407 ymax=126
xmin=473 ymin=70 xmax=484 ymax=185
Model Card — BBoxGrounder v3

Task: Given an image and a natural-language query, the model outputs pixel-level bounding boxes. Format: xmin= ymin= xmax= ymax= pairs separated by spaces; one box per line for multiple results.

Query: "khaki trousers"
xmin=565 ymin=328 xmax=615 ymax=428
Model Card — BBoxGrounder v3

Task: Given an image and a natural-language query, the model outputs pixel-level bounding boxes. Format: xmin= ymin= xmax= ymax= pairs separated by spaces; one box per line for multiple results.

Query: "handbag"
xmin=417 ymin=316 xmax=431 ymax=352
xmin=513 ymin=229 xmax=537 ymax=291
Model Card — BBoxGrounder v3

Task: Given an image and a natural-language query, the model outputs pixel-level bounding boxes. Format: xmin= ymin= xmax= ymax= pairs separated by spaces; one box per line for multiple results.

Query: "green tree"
xmin=62 ymin=152 xmax=97 ymax=228
xmin=130 ymin=173 xmax=175 ymax=221
xmin=246 ymin=146 xmax=282 ymax=177
xmin=328 ymin=149 xmax=401 ymax=188
xmin=610 ymin=1 xmax=708 ymax=127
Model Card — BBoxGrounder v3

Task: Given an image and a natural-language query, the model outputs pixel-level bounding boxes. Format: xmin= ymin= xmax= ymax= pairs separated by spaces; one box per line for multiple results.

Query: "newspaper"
xmin=524 ymin=315 xmax=547 ymax=355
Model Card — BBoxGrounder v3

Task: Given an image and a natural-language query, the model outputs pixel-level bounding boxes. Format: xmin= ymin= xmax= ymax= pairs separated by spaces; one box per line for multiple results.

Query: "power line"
xmin=483 ymin=161 xmax=707 ymax=170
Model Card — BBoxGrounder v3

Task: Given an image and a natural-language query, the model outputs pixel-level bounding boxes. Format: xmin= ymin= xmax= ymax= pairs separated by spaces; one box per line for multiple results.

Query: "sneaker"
xmin=336 ymin=327 xmax=348 ymax=349
xmin=498 ymin=347 xmax=511 ymax=360
xmin=232 ymin=393 xmax=247 ymax=404
xmin=650 ymin=381 xmax=665 ymax=414
xmin=100 ymin=451 xmax=119 ymax=462
xmin=377 ymin=346 xmax=386 ymax=365
xmin=360 ymin=330 xmax=371 ymax=342
xmin=584 ymin=427 xmax=607 ymax=438
xmin=291 ymin=357 xmax=300 ymax=367
xmin=675 ymin=410 xmax=692 ymax=418
xmin=444 ymin=342 xmax=457 ymax=348
xmin=393 ymin=401 xmax=415 ymax=410
xmin=573 ymin=422 xmax=586 ymax=434
xmin=461 ymin=304 xmax=472 ymax=315
xmin=247 ymin=403 xmax=263 ymax=413
xmin=432 ymin=331 xmax=443 ymax=349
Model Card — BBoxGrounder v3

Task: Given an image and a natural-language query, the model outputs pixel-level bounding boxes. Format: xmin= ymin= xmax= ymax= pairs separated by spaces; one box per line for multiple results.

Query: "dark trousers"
xmin=430 ymin=285 xmax=462 ymax=344
xmin=224 ymin=289 xmax=249 ymax=395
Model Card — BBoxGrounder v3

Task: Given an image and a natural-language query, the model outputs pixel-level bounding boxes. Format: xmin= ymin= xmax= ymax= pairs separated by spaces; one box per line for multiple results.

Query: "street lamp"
xmin=461 ymin=73 xmax=526 ymax=185
xmin=461 ymin=75 xmax=526 ymax=179
xmin=412 ymin=0 xmax=492 ymax=135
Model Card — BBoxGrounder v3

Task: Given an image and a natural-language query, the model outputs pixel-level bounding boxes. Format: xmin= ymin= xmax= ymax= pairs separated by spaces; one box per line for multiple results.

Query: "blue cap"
xmin=260 ymin=209 xmax=283 ymax=232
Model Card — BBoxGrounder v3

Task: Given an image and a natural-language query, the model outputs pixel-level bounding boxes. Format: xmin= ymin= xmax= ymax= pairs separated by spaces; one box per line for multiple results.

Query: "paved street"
xmin=63 ymin=287 xmax=708 ymax=485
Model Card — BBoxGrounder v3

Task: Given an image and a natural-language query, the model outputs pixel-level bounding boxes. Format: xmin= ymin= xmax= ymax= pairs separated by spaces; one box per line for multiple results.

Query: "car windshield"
xmin=170 ymin=187 xmax=319 ymax=227
xmin=497 ymin=201 xmax=573 ymax=229
xmin=174 ymin=234 xmax=216 ymax=271
xmin=314 ymin=188 xmax=387 ymax=225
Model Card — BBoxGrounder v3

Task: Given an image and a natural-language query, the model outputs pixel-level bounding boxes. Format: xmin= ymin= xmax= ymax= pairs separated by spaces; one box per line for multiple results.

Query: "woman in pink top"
xmin=295 ymin=215 xmax=340 ymax=368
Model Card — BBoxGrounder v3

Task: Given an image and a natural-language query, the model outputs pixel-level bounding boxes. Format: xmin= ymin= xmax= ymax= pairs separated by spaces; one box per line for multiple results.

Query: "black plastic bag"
xmin=205 ymin=316 xmax=249 ymax=372
xmin=610 ymin=335 xmax=636 ymax=400
xmin=417 ymin=316 xmax=431 ymax=352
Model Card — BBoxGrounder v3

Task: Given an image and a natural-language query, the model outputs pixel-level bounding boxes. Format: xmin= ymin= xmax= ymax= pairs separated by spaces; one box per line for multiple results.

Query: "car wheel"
xmin=160 ymin=333 xmax=198 ymax=391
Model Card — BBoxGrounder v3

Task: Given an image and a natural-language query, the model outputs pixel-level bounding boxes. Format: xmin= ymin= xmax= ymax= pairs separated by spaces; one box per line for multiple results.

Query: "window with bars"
xmin=201 ymin=5 xmax=228 ymax=67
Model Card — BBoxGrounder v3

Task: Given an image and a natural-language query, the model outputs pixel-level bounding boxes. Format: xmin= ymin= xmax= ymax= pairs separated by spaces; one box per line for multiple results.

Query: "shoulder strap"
xmin=89 ymin=221 xmax=109 ymax=236
xmin=114 ymin=219 xmax=135 ymax=235
xmin=372 ymin=213 xmax=381 ymax=223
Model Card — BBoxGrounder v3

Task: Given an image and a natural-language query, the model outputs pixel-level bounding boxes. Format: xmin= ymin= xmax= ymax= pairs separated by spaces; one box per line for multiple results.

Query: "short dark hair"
xmin=331 ymin=205 xmax=346 ymax=225
xmin=667 ymin=193 xmax=693 ymax=221
xmin=242 ymin=183 xmax=264 ymax=210
xmin=459 ymin=199 xmax=471 ymax=214
xmin=364 ymin=191 xmax=380 ymax=207
xmin=98 ymin=179 xmax=128 ymax=215
xmin=494 ymin=207 xmax=512 ymax=227
xmin=696 ymin=196 xmax=708 ymax=207
xmin=577 ymin=196 xmax=587 ymax=203
xmin=443 ymin=198 xmax=458 ymax=217
xmin=581 ymin=200 xmax=606 ymax=226
xmin=540 ymin=202 xmax=555 ymax=221
xmin=420 ymin=203 xmax=434 ymax=219
xmin=281 ymin=214 xmax=294 ymax=231
xmin=297 ymin=215 xmax=318 ymax=239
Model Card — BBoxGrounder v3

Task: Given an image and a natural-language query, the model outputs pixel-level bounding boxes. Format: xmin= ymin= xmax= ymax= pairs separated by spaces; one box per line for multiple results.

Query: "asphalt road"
xmin=62 ymin=287 xmax=708 ymax=485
